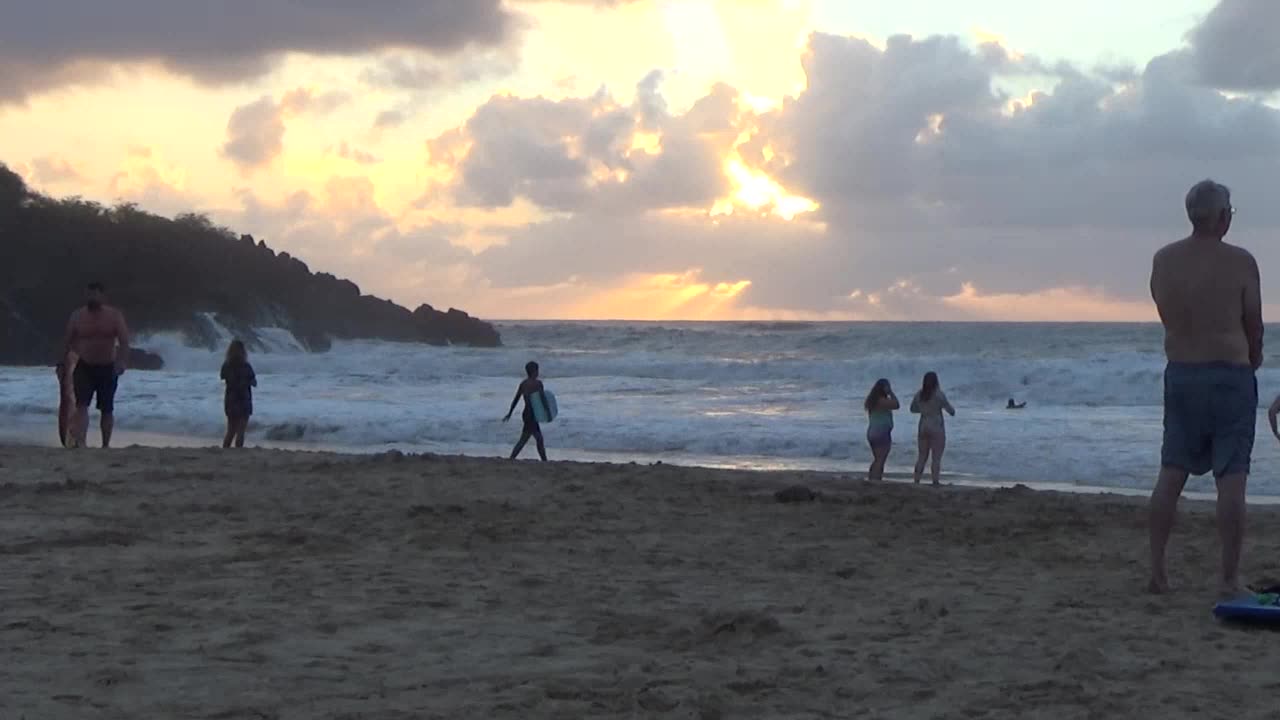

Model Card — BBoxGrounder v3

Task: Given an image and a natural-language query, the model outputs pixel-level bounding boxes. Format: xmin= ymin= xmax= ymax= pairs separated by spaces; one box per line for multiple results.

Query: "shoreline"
xmin=4 ymin=422 xmax=1276 ymax=505
xmin=4 ymin=445 xmax=1280 ymax=717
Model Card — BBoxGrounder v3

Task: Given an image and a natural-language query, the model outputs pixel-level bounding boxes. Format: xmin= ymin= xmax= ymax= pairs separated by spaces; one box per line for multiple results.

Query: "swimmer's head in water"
xmin=525 ymin=361 xmax=539 ymax=378
xmin=1185 ymin=179 xmax=1233 ymax=237
xmin=85 ymin=281 xmax=105 ymax=311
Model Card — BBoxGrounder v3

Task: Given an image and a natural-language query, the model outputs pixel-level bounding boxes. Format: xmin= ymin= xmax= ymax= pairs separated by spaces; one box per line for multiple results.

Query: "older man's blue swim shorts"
xmin=1162 ymin=362 xmax=1257 ymax=478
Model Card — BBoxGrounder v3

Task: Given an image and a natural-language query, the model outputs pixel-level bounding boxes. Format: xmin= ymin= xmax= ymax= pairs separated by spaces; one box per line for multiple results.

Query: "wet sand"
xmin=2 ymin=445 xmax=1279 ymax=719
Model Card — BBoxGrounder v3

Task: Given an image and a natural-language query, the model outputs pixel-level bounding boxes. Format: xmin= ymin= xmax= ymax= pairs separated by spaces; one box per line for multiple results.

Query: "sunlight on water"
xmin=7 ymin=320 xmax=1280 ymax=495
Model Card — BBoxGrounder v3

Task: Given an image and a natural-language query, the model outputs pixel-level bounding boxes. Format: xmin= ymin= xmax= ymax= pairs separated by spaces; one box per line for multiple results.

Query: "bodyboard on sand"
xmin=1213 ymin=594 xmax=1280 ymax=624
xmin=532 ymin=389 xmax=558 ymax=423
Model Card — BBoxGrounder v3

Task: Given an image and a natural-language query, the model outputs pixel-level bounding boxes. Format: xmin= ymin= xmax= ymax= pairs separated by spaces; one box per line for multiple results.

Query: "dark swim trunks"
xmin=522 ymin=408 xmax=542 ymax=436
xmin=520 ymin=380 xmax=545 ymax=435
xmin=73 ymin=362 xmax=119 ymax=413
xmin=1162 ymin=362 xmax=1257 ymax=478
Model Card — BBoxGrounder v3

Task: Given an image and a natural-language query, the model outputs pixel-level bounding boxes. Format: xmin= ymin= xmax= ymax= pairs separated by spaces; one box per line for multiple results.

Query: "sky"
xmin=2 ymin=0 xmax=1278 ymax=321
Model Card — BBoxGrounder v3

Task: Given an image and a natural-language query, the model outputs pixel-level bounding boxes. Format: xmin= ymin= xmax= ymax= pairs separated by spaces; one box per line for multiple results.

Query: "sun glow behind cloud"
xmin=714 ymin=157 xmax=818 ymax=220
xmin=914 ymin=113 xmax=945 ymax=144
xmin=710 ymin=99 xmax=818 ymax=221
xmin=563 ymin=270 xmax=752 ymax=320
xmin=972 ymin=28 xmax=1025 ymax=62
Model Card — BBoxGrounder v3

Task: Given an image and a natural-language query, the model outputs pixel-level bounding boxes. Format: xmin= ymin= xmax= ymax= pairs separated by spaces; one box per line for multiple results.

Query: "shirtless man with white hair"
xmin=1149 ymin=179 xmax=1263 ymax=597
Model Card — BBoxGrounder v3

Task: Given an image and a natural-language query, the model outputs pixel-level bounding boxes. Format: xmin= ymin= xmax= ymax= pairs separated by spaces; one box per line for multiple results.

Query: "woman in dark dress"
xmin=220 ymin=339 xmax=257 ymax=448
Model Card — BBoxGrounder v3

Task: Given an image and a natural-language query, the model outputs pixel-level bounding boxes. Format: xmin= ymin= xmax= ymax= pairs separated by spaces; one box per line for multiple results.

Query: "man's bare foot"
xmin=1147 ymin=576 xmax=1170 ymax=594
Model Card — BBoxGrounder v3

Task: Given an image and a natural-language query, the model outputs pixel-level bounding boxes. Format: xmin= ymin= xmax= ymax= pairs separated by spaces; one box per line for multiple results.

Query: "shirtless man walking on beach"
xmin=503 ymin=361 xmax=548 ymax=461
xmin=63 ymin=282 xmax=130 ymax=448
xmin=1149 ymin=180 xmax=1262 ymax=597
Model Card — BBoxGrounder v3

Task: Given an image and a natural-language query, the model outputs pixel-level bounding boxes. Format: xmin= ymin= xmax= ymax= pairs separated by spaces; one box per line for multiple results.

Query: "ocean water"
xmin=4 ymin=320 xmax=1280 ymax=495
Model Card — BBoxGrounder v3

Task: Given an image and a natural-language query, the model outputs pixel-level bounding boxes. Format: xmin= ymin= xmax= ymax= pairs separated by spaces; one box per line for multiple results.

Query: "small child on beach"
xmin=220 ymin=339 xmax=257 ymax=449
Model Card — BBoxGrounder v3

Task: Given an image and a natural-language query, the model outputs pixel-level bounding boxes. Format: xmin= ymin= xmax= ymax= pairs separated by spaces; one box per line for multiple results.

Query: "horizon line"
xmin=483 ymin=318 xmax=1165 ymax=324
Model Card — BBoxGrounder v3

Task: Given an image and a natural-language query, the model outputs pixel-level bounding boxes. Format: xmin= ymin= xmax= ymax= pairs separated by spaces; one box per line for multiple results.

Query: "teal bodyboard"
xmin=533 ymin=389 xmax=558 ymax=423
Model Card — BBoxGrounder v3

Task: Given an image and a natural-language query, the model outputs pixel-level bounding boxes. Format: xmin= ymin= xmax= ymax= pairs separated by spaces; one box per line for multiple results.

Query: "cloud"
xmin=19 ymin=8 xmax=1280 ymax=321
xmin=221 ymin=88 xmax=349 ymax=170
xmin=554 ymin=269 xmax=753 ymax=321
xmin=19 ymin=156 xmax=86 ymax=187
xmin=764 ymin=34 xmax=1131 ymax=228
xmin=333 ymin=142 xmax=380 ymax=166
xmin=0 ymin=58 xmax=116 ymax=108
xmin=373 ymin=110 xmax=408 ymax=130
xmin=1186 ymin=0 xmax=1280 ymax=91
xmin=428 ymin=72 xmax=736 ymax=212
xmin=220 ymin=181 xmax=475 ymax=309
xmin=107 ymin=149 xmax=199 ymax=218
xmin=0 ymin=0 xmax=642 ymax=104
xmin=475 ymin=209 xmax=824 ymax=291
xmin=938 ymin=283 xmax=1155 ymax=322
xmin=280 ymin=87 xmax=349 ymax=115
xmin=737 ymin=33 xmax=1280 ymax=306
xmin=221 ymin=97 xmax=287 ymax=170
xmin=0 ymin=1 xmax=515 ymax=103
xmin=362 ymin=48 xmax=520 ymax=91
xmin=444 ymin=31 xmax=1280 ymax=319
xmin=374 ymin=222 xmax=473 ymax=264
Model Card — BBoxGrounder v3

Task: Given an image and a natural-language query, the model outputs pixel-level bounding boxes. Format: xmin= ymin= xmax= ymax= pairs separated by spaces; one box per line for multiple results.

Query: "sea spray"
xmin=3 ymin=320 xmax=1278 ymax=491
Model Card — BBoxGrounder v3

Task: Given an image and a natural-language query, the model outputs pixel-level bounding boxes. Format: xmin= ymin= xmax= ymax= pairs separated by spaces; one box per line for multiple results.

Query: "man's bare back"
xmin=1150 ymin=236 xmax=1262 ymax=368
xmin=66 ymin=306 xmax=128 ymax=367
xmin=1148 ymin=179 xmax=1261 ymax=598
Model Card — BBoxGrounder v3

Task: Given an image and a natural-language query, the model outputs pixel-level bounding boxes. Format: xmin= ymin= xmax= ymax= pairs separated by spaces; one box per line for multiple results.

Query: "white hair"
xmin=1185 ymin=179 xmax=1231 ymax=226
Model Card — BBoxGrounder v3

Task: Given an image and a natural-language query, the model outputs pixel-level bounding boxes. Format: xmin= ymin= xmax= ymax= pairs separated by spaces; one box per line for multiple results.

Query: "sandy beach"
xmin=3 ymin=446 xmax=1280 ymax=719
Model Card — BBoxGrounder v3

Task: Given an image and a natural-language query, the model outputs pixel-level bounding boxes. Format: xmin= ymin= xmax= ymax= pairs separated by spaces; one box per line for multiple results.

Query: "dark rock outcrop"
xmin=412 ymin=304 xmax=502 ymax=347
xmin=0 ymin=164 xmax=500 ymax=366
xmin=127 ymin=348 xmax=165 ymax=371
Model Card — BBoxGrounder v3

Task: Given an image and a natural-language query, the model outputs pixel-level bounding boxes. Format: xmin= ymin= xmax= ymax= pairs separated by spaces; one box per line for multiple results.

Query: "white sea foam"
xmin=5 ymin=320 xmax=1280 ymax=492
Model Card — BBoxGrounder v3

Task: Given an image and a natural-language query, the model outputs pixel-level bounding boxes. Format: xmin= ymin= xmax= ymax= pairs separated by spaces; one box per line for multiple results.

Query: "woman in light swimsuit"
xmin=863 ymin=378 xmax=899 ymax=481
xmin=910 ymin=371 xmax=956 ymax=485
